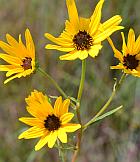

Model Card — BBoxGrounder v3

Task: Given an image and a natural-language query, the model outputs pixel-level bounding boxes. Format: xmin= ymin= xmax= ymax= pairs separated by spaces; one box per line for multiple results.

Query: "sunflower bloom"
xmin=108 ymin=29 xmax=140 ymax=77
xmin=18 ymin=90 xmax=81 ymax=150
xmin=0 ymin=29 xmax=35 ymax=84
xmin=45 ymin=0 xmax=123 ymax=60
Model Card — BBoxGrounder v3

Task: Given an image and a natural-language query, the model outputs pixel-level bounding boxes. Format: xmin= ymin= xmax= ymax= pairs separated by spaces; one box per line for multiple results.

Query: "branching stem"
xmin=83 ymin=73 xmax=126 ymax=130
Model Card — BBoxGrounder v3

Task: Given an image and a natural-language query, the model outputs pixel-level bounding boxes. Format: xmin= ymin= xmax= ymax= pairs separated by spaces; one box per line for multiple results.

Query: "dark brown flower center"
xmin=44 ymin=114 xmax=61 ymax=131
xmin=123 ymin=54 xmax=139 ymax=70
xmin=73 ymin=30 xmax=93 ymax=50
xmin=21 ymin=57 xmax=32 ymax=70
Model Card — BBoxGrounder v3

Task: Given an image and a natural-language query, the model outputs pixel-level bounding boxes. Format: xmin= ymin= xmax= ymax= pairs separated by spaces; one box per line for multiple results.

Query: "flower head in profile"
xmin=18 ymin=90 xmax=81 ymax=150
xmin=45 ymin=0 xmax=123 ymax=60
xmin=0 ymin=29 xmax=35 ymax=84
xmin=109 ymin=29 xmax=140 ymax=77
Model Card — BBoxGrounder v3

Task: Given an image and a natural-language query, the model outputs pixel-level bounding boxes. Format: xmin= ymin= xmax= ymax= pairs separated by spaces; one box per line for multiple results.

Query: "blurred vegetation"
xmin=0 ymin=0 xmax=140 ymax=162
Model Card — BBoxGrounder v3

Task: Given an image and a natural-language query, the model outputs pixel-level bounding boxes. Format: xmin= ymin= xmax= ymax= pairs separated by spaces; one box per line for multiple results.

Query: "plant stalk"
xmin=72 ymin=60 xmax=86 ymax=162
xmin=57 ymin=140 xmax=66 ymax=162
xmin=84 ymin=73 xmax=126 ymax=130
xmin=37 ymin=67 xmax=76 ymax=109
xmin=37 ymin=67 xmax=67 ymax=98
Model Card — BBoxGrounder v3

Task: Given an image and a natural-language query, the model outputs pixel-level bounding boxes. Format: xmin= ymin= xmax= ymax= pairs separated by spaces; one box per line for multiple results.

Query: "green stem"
xmin=56 ymin=146 xmax=76 ymax=150
xmin=37 ymin=67 xmax=68 ymax=98
xmin=72 ymin=60 xmax=86 ymax=162
xmin=84 ymin=73 xmax=126 ymax=129
xmin=76 ymin=60 xmax=86 ymax=124
xmin=75 ymin=60 xmax=86 ymax=125
xmin=38 ymin=67 xmax=76 ymax=109
xmin=57 ymin=140 xmax=66 ymax=162
xmin=77 ymin=60 xmax=86 ymax=101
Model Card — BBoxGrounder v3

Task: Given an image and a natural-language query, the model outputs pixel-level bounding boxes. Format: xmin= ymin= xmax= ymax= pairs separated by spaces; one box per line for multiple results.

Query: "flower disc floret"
xmin=73 ymin=30 xmax=93 ymax=50
xmin=44 ymin=114 xmax=61 ymax=131
xmin=22 ymin=57 xmax=32 ymax=70
xmin=123 ymin=54 xmax=139 ymax=70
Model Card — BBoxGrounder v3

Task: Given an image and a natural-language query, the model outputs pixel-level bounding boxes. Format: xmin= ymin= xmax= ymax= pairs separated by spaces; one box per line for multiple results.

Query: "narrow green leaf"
xmin=92 ymin=105 xmax=123 ymax=123
xmin=83 ymin=105 xmax=123 ymax=131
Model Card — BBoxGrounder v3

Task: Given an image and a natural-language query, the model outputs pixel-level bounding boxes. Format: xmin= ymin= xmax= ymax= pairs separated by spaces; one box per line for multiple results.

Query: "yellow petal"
xmin=127 ymin=28 xmax=135 ymax=54
xmin=45 ymin=44 xmax=74 ymax=52
xmin=66 ymin=0 xmax=79 ymax=32
xmin=35 ymin=132 xmax=50 ymax=151
xmin=107 ymin=37 xmax=123 ymax=62
xmin=65 ymin=20 xmax=78 ymax=35
xmin=59 ymin=30 xmax=73 ymax=40
xmin=133 ymin=73 xmax=140 ymax=77
xmin=34 ymin=90 xmax=48 ymax=102
xmin=60 ymin=113 xmax=74 ymax=124
xmin=60 ymin=98 xmax=70 ymax=116
xmin=26 ymin=91 xmax=53 ymax=119
xmin=19 ymin=69 xmax=34 ymax=77
xmin=47 ymin=131 xmax=57 ymax=148
xmin=107 ymin=37 xmax=116 ymax=52
xmin=26 ymin=104 xmax=48 ymax=121
xmin=18 ymin=34 xmax=29 ymax=57
xmin=63 ymin=123 xmax=81 ymax=132
xmin=0 ymin=30 xmax=35 ymax=61
xmin=0 ymin=53 xmax=22 ymax=65
xmin=0 ymin=38 xmax=29 ymax=59
xmin=59 ymin=29 xmax=73 ymax=40
xmin=93 ymin=26 xmax=124 ymax=44
xmin=111 ymin=64 xmax=124 ymax=70
xmin=6 ymin=34 xmax=19 ymax=47
xmin=58 ymin=128 xmax=67 ymax=143
xmin=18 ymin=34 xmax=33 ymax=58
xmin=54 ymin=96 xmax=62 ymax=117
xmin=134 ymin=35 xmax=140 ymax=54
xmin=19 ymin=117 xmax=44 ymax=127
xmin=4 ymin=72 xmax=23 ymax=84
xmin=0 ymin=65 xmax=16 ymax=71
xmin=0 ymin=41 xmax=19 ymax=57
xmin=101 ymin=15 xmax=122 ymax=31
xmin=19 ymin=34 xmax=22 ymax=44
xmin=59 ymin=50 xmax=80 ymax=60
xmin=131 ymin=68 xmax=140 ymax=77
xmin=41 ymin=100 xmax=54 ymax=115
xmin=78 ymin=50 xmax=88 ymax=60
xmin=26 ymin=101 xmax=48 ymax=119
xmin=18 ymin=126 xmax=45 ymax=139
xmin=88 ymin=44 xmax=102 ymax=58
xmin=45 ymin=33 xmax=73 ymax=47
xmin=89 ymin=0 xmax=104 ymax=35
xmin=25 ymin=28 xmax=35 ymax=58
xmin=123 ymin=68 xmax=132 ymax=74
xmin=121 ymin=32 xmax=128 ymax=55
xmin=6 ymin=68 xmax=24 ymax=77
xmin=26 ymin=90 xmax=48 ymax=105
xmin=114 ymin=51 xmax=123 ymax=62
xmin=136 ymin=54 xmax=140 ymax=60
xmin=79 ymin=17 xmax=90 ymax=31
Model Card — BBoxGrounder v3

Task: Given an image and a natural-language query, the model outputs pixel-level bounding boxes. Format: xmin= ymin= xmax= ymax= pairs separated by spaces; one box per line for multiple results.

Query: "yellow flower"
xmin=108 ymin=28 xmax=140 ymax=77
xmin=18 ymin=90 xmax=81 ymax=150
xmin=45 ymin=0 xmax=123 ymax=60
xmin=0 ymin=29 xmax=35 ymax=84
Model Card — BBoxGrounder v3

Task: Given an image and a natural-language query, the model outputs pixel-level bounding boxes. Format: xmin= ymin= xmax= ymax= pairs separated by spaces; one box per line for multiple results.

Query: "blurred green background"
xmin=0 ymin=0 xmax=140 ymax=162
